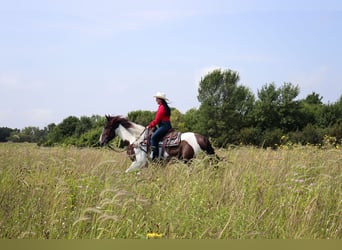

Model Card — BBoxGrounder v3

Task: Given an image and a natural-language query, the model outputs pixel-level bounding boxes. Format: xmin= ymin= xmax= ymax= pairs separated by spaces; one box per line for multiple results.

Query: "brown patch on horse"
xmin=127 ymin=144 xmax=136 ymax=161
xmin=180 ymin=141 xmax=195 ymax=161
xmin=194 ymin=133 xmax=215 ymax=155
xmin=107 ymin=115 xmax=133 ymax=130
xmin=165 ymin=141 xmax=194 ymax=162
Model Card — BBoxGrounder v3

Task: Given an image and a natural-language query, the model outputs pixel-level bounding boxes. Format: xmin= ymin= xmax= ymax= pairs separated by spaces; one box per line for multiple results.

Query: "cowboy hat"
xmin=153 ymin=92 xmax=169 ymax=101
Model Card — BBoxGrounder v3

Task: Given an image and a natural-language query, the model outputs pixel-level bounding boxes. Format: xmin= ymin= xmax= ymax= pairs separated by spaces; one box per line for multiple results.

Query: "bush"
xmin=239 ymin=127 xmax=262 ymax=145
xmin=301 ymin=124 xmax=323 ymax=145
xmin=261 ymin=129 xmax=283 ymax=148
xmin=76 ymin=127 xmax=102 ymax=147
xmin=326 ymin=122 xmax=342 ymax=142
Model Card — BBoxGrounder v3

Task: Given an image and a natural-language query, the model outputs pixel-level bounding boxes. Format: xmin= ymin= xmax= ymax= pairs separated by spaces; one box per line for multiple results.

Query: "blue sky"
xmin=1 ymin=0 xmax=342 ymax=129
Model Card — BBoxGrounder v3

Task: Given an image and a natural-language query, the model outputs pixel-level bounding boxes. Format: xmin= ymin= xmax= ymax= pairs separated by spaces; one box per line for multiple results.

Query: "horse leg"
xmin=179 ymin=141 xmax=195 ymax=162
xmin=125 ymin=148 xmax=147 ymax=173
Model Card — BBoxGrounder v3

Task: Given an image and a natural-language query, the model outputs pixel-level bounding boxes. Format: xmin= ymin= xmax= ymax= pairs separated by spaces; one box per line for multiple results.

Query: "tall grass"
xmin=0 ymin=143 xmax=341 ymax=239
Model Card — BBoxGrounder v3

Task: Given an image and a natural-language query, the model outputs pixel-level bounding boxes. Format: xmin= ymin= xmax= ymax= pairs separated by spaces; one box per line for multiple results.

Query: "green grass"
xmin=0 ymin=143 xmax=341 ymax=239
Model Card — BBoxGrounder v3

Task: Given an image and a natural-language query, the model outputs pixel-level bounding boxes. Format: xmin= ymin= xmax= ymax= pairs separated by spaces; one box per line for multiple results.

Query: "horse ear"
xmin=105 ymin=115 xmax=109 ymax=120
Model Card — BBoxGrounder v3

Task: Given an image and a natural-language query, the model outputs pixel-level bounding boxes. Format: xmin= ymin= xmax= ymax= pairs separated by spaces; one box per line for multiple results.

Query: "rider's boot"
xmin=151 ymin=146 xmax=159 ymax=162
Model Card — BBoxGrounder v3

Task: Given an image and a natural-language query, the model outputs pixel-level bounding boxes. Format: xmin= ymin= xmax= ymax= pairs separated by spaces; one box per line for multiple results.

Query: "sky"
xmin=1 ymin=0 xmax=342 ymax=129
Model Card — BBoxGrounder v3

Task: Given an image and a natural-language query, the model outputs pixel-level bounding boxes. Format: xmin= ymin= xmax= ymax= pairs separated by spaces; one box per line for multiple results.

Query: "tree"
xmin=318 ymin=96 xmax=342 ymax=128
xmin=75 ymin=116 xmax=94 ymax=136
xmin=20 ymin=127 xmax=43 ymax=142
xmin=299 ymin=92 xmax=324 ymax=125
xmin=252 ymin=82 xmax=301 ymax=132
xmin=170 ymin=108 xmax=185 ymax=132
xmin=278 ymin=82 xmax=302 ymax=131
xmin=182 ymin=108 xmax=201 ymax=133
xmin=0 ymin=127 xmax=14 ymax=142
xmin=305 ymin=92 xmax=323 ymax=105
xmin=58 ymin=116 xmax=80 ymax=138
xmin=43 ymin=116 xmax=80 ymax=145
xmin=197 ymin=69 xmax=255 ymax=146
xmin=128 ymin=110 xmax=155 ymax=126
xmin=252 ymin=83 xmax=280 ymax=130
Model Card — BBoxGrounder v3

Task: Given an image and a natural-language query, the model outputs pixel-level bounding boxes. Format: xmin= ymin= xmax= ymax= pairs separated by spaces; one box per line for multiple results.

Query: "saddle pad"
xmin=160 ymin=131 xmax=181 ymax=147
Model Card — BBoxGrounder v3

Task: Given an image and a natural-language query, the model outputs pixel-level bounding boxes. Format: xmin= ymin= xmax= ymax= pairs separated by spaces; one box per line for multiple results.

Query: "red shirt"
xmin=148 ymin=104 xmax=170 ymax=128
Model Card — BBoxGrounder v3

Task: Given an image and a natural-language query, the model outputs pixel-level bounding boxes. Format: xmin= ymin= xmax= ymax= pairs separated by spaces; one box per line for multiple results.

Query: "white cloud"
xmin=2 ymin=1 xmax=199 ymax=36
xmin=2 ymin=109 xmax=53 ymax=129
xmin=291 ymin=66 xmax=330 ymax=89
xmin=289 ymin=66 xmax=330 ymax=96
xmin=28 ymin=108 xmax=54 ymax=124
xmin=0 ymin=74 xmax=20 ymax=89
xmin=0 ymin=109 xmax=11 ymax=127
xmin=0 ymin=73 xmax=47 ymax=91
xmin=289 ymin=66 xmax=342 ymax=102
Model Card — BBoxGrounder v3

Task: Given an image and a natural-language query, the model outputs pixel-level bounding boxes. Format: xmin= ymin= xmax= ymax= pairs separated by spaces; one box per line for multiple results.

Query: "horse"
xmin=99 ymin=115 xmax=216 ymax=173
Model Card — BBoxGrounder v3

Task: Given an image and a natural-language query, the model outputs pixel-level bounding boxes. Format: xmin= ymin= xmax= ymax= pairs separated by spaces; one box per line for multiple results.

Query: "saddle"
xmin=161 ymin=129 xmax=181 ymax=146
xmin=143 ymin=128 xmax=181 ymax=154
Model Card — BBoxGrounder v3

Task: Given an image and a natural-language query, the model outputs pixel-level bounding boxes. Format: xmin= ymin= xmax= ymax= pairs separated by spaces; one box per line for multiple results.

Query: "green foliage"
xmin=59 ymin=116 xmax=80 ymax=137
xmin=5 ymin=127 xmax=48 ymax=143
xmin=128 ymin=110 xmax=155 ymax=126
xmin=197 ymin=69 xmax=255 ymax=147
xmin=0 ymin=127 xmax=15 ymax=142
xmin=261 ymin=128 xmax=283 ymax=148
xmin=299 ymin=97 xmax=323 ymax=125
xmin=76 ymin=127 xmax=104 ymax=147
xmin=41 ymin=115 xmax=104 ymax=147
xmin=170 ymin=108 xmax=185 ymax=132
xmin=182 ymin=108 xmax=202 ymax=133
xmin=318 ymin=98 xmax=342 ymax=127
xmin=300 ymin=124 xmax=324 ymax=145
xmin=239 ymin=127 xmax=262 ymax=145
xmin=252 ymin=82 xmax=301 ymax=132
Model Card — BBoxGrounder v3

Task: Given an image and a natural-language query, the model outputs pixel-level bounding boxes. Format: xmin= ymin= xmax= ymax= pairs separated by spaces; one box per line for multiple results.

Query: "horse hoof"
xmin=125 ymin=166 xmax=140 ymax=173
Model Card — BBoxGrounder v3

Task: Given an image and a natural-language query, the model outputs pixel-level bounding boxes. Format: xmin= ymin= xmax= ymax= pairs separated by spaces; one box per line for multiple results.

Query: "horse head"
xmin=99 ymin=115 xmax=117 ymax=146
xmin=99 ymin=115 xmax=141 ymax=147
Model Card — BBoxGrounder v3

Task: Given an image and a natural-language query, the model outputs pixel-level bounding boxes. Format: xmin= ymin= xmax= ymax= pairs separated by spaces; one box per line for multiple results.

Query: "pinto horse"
xmin=99 ymin=115 xmax=216 ymax=173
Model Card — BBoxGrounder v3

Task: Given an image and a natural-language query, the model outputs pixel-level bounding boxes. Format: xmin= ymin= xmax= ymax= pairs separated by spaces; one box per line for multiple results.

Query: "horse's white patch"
xmin=125 ymin=146 xmax=147 ymax=173
xmin=99 ymin=128 xmax=104 ymax=143
xmin=116 ymin=124 xmax=143 ymax=144
xmin=181 ymin=132 xmax=202 ymax=155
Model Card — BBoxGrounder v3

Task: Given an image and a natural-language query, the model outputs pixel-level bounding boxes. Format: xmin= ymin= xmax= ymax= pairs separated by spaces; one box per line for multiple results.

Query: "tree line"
xmin=1 ymin=69 xmax=342 ymax=148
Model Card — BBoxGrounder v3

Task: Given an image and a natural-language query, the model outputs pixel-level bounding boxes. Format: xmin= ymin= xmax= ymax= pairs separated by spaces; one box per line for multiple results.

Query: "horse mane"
xmin=106 ymin=115 xmax=133 ymax=130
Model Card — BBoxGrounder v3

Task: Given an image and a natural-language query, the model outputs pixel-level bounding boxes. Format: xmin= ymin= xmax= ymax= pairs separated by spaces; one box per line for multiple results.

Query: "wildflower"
xmin=146 ymin=233 xmax=163 ymax=239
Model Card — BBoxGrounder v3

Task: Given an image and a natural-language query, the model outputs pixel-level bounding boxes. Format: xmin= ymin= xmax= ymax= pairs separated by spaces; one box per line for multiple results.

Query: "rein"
xmin=130 ymin=128 xmax=149 ymax=153
xmin=107 ymin=144 xmax=125 ymax=152
xmin=133 ymin=128 xmax=147 ymax=144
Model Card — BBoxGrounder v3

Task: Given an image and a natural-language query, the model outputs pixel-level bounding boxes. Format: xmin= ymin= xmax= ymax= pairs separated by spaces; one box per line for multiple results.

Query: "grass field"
xmin=0 ymin=143 xmax=341 ymax=239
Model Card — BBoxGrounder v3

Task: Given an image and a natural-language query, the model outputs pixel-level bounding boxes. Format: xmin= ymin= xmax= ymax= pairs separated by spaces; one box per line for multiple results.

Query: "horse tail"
xmin=204 ymin=137 xmax=215 ymax=155
xmin=195 ymin=134 xmax=222 ymax=163
xmin=204 ymin=137 xmax=222 ymax=165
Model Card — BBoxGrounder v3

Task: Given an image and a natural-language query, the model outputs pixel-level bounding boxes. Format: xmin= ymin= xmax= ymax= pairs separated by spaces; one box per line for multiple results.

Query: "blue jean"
xmin=151 ymin=121 xmax=171 ymax=158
